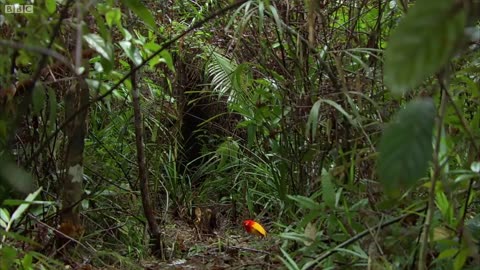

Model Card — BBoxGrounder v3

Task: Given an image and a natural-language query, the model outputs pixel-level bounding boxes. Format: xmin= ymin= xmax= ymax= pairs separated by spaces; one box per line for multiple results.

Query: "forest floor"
xmin=139 ymin=217 xmax=282 ymax=270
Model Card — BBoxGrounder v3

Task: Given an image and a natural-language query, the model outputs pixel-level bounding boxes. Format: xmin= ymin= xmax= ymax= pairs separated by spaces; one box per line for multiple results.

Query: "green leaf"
xmin=2 ymin=199 xmax=53 ymax=206
xmin=121 ymin=0 xmax=156 ymax=29
xmin=384 ymin=0 xmax=466 ymax=94
xmin=306 ymin=100 xmax=321 ymax=141
xmin=438 ymin=248 xmax=458 ymax=260
xmin=322 ymin=99 xmax=354 ymax=125
xmin=20 ymin=253 xmax=32 ymax=269
xmin=159 ymin=50 xmax=174 ymax=72
xmin=335 ymin=247 xmax=368 ymax=259
xmin=119 ymin=41 xmax=143 ymax=66
xmin=32 ymin=85 xmax=46 ymax=115
xmin=435 ymin=191 xmax=453 ymax=223
xmin=144 ymin=44 xmax=173 ymax=70
xmin=45 ymin=0 xmax=56 ymax=14
xmin=377 ymin=98 xmax=435 ymax=197
xmin=83 ymin=33 xmax=113 ymax=61
xmin=279 ymin=232 xmax=313 ymax=244
xmin=288 ymin=195 xmax=322 ymax=210
xmin=278 ymin=248 xmax=300 ymax=270
xmin=0 ymin=208 xmax=10 ymax=228
xmin=10 ymin=187 xmax=42 ymax=222
xmin=453 ymin=247 xmax=469 ymax=270
xmin=105 ymin=8 xmax=121 ymax=27
xmin=321 ymin=171 xmax=335 ymax=208
xmin=0 ymin=246 xmax=17 ymax=270
xmin=100 ymin=57 xmax=114 ymax=73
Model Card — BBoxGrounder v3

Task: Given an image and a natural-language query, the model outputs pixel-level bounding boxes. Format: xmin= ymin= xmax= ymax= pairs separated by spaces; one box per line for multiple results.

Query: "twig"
xmin=418 ymin=77 xmax=449 ymax=270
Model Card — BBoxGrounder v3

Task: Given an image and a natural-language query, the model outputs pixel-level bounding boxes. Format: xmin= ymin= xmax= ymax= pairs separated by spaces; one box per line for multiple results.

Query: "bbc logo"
xmin=5 ymin=4 xmax=34 ymax=14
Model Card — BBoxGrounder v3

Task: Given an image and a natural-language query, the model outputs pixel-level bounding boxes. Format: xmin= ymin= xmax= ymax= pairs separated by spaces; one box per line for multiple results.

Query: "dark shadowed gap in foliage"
xmin=181 ymin=97 xmax=207 ymax=174
xmin=175 ymin=51 xmax=209 ymax=186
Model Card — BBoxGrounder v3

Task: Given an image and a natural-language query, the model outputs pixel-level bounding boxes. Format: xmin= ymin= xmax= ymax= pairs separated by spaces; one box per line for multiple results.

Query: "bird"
xmin=243 ymin=219 xmax=267 ymax=237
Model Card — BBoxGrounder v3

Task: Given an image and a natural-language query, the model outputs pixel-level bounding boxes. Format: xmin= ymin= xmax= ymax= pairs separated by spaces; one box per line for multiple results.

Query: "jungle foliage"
xmin=0 ymin=0 xmax=479 ymax=269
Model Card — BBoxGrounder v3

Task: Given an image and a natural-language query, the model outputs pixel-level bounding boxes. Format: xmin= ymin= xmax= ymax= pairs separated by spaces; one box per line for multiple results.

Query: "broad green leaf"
xmin=377 ymin=98 xmax=435 ymax=197
xmin=45 ymin=0 xmax=56 ymax=13
xmin=144 ymin=44 xmax=173 ymax=70
xmin=438 ymin=248 xmax=459 ymax=260
xmin=0 ymin=208 xmax=10 ymax=228
xmin=83 ymin=33 xmax=113 ymax=61
xmin=100 ymin=56 xmax=114 ymax=73
xmin=453 ymin=247 xmax=469 ymax=270
xmin=105 ymin=8 xmax=121 ymax=27
xmin=144 ymin=42 xmax=161 ymax=51
xmin=159 ymin=50 xmax=174 ymax=72
xmin=121 ymin=0 xmax=156 ymax=29
xmin=321 ymin=172 xmax=335 ymax=208
xmin=21 ymin=253 xmax=32 ymax=269
xmin=384 ymin=0 xmax=466 ymax=94
xmin=119 ymin=40 xmax=143 ymax=66
xmin=120 ymin=27 xmax=133 ymax=41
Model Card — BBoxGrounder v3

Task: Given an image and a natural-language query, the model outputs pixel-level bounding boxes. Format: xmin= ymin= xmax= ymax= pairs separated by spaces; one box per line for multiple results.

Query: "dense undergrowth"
xmin=0 ymin=0 xmax=479 ymax=269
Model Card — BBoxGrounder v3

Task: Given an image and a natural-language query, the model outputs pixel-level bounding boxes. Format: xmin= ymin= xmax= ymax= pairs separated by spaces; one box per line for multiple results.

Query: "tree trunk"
xmin=59 ymin=3 xmax=90 ymax=244
xmin=131 ymin=62 xmax=164 ymax=258
xmin=60 ymin=77 xmax=89 ymax=240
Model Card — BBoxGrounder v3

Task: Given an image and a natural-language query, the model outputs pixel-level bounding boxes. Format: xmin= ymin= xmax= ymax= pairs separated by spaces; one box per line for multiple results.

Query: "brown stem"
xmin=130 ymin=61 xmax=163 ymax=258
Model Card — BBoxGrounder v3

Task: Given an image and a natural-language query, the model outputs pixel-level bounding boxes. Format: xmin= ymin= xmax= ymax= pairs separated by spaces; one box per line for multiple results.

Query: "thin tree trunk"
xmin=59 ymin=2 xmax=89 ymax=244
xmin=131 ymin=62 xmax=163 ymax=258
xmin=60 ymin=74 xmax=89 ymax=239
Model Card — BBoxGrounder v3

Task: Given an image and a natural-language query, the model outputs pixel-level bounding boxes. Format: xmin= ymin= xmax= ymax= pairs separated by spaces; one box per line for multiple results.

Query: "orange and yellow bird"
xmin=243 ymin=219 xmax=267 ymax=237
